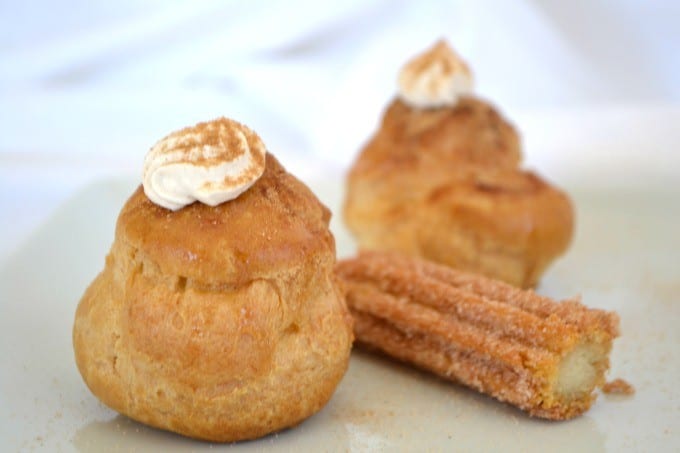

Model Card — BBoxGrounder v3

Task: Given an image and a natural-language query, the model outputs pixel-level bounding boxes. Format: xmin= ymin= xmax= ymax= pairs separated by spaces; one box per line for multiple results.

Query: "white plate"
xmin=1 ymin=178 xmax=678 ymax=452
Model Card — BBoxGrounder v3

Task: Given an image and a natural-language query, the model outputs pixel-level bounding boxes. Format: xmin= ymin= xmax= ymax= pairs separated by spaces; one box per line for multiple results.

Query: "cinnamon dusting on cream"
xmin=143 ymin=117 xmax=266 ymax=211
xmin=398 ymin=40 xmax=473 ymax=109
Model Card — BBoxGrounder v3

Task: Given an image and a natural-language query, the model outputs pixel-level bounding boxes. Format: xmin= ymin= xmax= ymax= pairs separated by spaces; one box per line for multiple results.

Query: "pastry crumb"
xmin=603 ymin=378 xmax=635 ymax=395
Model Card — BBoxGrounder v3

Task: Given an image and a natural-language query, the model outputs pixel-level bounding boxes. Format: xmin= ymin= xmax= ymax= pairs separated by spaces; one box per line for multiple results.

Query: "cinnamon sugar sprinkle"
xmin=404 ymin=39 xmax=471 ymax=80
xmin=152 ymin=118 xmax=266 ymax=169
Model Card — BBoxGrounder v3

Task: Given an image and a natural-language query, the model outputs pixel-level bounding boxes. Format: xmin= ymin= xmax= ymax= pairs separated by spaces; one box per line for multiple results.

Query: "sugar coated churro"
xmin=336 ymin=251 xmax=619 ymax=420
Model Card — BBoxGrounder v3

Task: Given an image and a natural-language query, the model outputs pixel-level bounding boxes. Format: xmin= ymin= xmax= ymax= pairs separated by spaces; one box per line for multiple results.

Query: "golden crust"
xmin=73 ymin=153 xmax=353 ymax=442
xmin=336 ymin=251 xmax=619 ymax=420
xmin=121 ymin=154 xmax=333 ymax=286
xmin=351 ymin=97 xmax=521 ymax=176
xmin=344 ymin=97 xmax=573 ymax=288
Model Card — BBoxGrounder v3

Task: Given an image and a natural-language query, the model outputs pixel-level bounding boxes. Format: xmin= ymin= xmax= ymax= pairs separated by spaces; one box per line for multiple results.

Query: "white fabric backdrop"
xmin=1 ymin=0 xmax=679 ymax=258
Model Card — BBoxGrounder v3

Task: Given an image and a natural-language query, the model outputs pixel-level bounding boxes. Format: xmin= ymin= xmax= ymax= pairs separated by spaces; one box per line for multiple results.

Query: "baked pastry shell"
xmin=73 ymin=154 xmax=353 ymax=442
xmin=344 ymin=97 xmax=573 ymax=287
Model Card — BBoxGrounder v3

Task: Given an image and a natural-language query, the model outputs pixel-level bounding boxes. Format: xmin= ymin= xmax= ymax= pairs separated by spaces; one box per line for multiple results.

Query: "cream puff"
xmin=344 ymin=40 xmax=573 ymax=288
xmin=73 ymin=118 xmax=353 ymax=442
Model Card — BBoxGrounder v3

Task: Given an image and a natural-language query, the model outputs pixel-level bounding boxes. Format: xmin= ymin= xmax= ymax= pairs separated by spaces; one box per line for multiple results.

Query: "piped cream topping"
xmin=142 ymin=117 xmax=266 ymax=211
xmin=397 ymin=40 xmax=473 ymax=108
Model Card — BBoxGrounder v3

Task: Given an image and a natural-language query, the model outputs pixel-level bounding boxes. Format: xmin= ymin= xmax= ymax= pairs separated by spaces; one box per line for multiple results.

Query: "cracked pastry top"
xmin=125 ymin=152 xmax=334 ymax=286
xmin=73 ymin=118 xmax=353 ymax=443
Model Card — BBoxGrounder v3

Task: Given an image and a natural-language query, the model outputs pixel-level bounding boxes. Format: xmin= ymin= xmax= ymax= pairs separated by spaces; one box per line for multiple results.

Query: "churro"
xmin=336 ymin=251 xmax=619 ymax=420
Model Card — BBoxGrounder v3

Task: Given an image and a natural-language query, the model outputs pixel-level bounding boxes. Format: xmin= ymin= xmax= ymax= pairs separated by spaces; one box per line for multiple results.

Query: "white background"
xmin=1 ymin=0 xmax=679 ymax=260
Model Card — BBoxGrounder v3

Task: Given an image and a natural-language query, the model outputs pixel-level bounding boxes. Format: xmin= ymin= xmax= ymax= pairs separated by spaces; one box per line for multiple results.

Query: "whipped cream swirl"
xmin=142 ymin=117 xmax=267 ymax=211
xmin=398 ymin=40 xmax=473 ymax=108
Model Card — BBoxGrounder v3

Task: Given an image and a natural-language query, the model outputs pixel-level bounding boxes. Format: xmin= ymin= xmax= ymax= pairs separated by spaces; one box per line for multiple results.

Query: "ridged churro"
xmin=336 ymin=251 xmax=619 ymax=420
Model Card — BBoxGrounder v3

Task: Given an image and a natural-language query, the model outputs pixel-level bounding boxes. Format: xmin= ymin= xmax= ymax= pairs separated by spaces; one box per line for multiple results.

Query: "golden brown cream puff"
xmin=74 ymin=118 xmax=353 ymax=442
xmin=344 ymin=41 xmax=573 ymax=288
